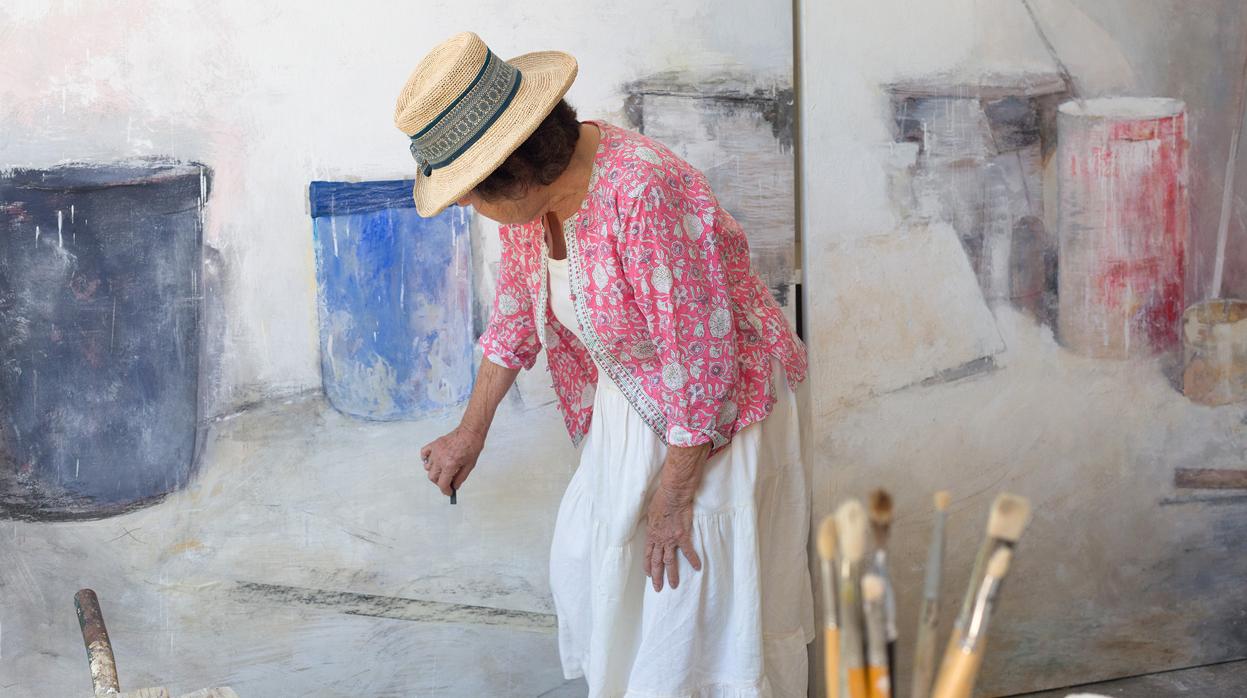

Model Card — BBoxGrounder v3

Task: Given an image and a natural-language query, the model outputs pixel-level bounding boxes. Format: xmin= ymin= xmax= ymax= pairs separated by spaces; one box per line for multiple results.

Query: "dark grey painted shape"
xmin=0 ymin=160 xmax=209 ymax=520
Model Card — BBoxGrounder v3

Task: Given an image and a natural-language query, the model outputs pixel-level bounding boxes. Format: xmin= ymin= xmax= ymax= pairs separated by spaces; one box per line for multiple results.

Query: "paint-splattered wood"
xmin=1174 ymin=468 xmax=1247 ymax=489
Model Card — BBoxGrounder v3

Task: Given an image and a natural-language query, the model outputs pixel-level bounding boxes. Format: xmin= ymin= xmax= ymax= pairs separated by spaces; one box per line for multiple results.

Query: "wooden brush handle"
xmin=931 ymin=646 xmax=983 ymax=698
xmin=825 ymin=625 xmax=840 ymax=698
xmin=886 ymin=641 xmax=896 ymax=698
xmin=956 ymin=544 xmax=990 ymax=625
xmin=936 ymin=626 xmax=964 ymax=691
xmin=846 ymin=667 xmax=871 ymax=698
xmin=867 ymin=665 xmax=890 ymax=698
xmin=910 ymin=616 xmax=939 ymax=698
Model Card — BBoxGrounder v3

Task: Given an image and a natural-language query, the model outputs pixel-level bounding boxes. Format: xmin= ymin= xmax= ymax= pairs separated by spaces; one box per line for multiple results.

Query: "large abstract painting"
xmin=0 ymin=1 xmax=797 ymax=696
xmin=805 ymin=1 xmax=1247 ymax=694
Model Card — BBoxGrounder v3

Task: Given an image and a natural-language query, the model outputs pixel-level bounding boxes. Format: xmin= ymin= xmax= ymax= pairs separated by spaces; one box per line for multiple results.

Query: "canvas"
xmin=0 ymin=1 xmax=796 ymax=696
xmin=804 ymin=1 xmax=1247 ymax=695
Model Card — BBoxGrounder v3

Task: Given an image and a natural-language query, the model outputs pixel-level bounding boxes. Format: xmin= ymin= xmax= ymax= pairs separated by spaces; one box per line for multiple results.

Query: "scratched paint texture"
xmin=805 ymin=1 xmax=1247 ymax=695
xmin=0 ymin=162 xmax=208 ymax=520
xmin=310 ymin=181 xmax=474 ymax=420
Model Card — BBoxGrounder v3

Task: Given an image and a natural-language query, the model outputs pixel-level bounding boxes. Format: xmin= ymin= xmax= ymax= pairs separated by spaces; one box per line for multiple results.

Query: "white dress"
xmin=546 ymin=255 xmax=815 ymax=698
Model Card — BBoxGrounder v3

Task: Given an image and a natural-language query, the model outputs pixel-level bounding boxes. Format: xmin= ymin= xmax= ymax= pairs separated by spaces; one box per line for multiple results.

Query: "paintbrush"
xmin=867 ymin=489 xmax=896 ymax=693
xmin=817 ymin=515 xmax=840 ymax=698
xmin=911 ymin=490 xmax=951 ymax=698
xmin=931 ymin=549 xmax=1014 ymax=698
xmin=835 ymin=500 xmax=870 ymax=698
xmin=942 ymin=494 xmax=1031 ymax=676
xmin=861 ymin=573 xmax=891 ymax=698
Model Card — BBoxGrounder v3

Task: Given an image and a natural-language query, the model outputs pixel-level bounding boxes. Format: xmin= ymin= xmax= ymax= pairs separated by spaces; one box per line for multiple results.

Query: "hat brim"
xmin=412 ymin=50 xmax=578 ymax=217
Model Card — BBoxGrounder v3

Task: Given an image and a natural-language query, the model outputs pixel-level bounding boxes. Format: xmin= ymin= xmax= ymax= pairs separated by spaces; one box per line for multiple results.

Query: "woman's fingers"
xmin=650 ymin=543 xmax=665 ymax=592
xmin=451 ymin=464 xmax=473 ymax=490
xmin=643 ymin=541 xmax=653 ymax=578
xmin=665 ymin=545 xmax=679 ymax=589
xmin=680 ymin=535 xmax=702 ymax=572
xmin=435 ymin=464 xmax=458 ymax=496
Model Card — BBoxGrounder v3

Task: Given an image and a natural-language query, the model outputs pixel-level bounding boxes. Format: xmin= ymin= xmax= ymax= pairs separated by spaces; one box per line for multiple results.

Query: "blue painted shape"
xmin=309 ymin=179 xmax=416 ymax=218
xmin=0 ymin=160 xmax=208 ymax=520
xmin=310 ymin=180 xmax=474 ymax=420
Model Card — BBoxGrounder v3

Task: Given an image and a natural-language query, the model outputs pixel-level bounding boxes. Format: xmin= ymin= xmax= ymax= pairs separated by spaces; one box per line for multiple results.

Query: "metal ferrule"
xmin=820 ymin=558 xmax=838 ymax=628
xmin=922 ymin=511 xmax=947 ymax=600
xmin=962 ymin=576 xmax=1002 ymax=651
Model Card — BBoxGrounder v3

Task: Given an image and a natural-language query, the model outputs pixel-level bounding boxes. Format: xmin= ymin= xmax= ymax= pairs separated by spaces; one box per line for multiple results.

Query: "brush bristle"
xmin=862 ymin=573 xmax=885 ymax=601
xmin=934 ymin=490 xmax=951 ymax=512
xmin=834 ymin=499 xmax=868 ymax=562
xmin=986 ymin=547 xmax=1013 ymax=579
xmin=868 ymin=488 xmax=893 ymax=525
xmin=817 ymin=515 xmax=837 ymax=561
xmin=987 ymin=493 xmax=1032 ymax=542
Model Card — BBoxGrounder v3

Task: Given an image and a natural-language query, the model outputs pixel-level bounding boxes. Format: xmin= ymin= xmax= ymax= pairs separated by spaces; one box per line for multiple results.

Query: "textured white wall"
xmin=0 ymin=0 xmax=792 ymax=414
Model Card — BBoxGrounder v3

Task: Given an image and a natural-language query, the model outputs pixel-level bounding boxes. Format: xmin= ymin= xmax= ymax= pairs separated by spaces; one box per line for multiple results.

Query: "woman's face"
xmin=457 ymin=188 xmax=546 ymax=225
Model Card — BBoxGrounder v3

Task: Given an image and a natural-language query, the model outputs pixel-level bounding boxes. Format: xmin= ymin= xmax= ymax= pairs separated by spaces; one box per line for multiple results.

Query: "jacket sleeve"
xmin=617 ymin=179 xmax=738 ymax=450
xmin=477 ymin=224 xmax=542 ymax=371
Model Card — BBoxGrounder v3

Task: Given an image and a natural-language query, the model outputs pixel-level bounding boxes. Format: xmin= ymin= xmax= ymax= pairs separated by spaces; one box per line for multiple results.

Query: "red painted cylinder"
xmin=1056 ymin=97 xmax=1190 ymax=358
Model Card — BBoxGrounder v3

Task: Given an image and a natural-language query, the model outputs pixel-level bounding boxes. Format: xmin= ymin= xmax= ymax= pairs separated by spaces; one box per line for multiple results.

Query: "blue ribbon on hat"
xmin=409 ymin=49 xmax=523 ymax=177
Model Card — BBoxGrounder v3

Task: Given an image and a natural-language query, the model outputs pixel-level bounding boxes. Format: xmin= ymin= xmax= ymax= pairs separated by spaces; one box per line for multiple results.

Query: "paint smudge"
xmin=233 ymin=580 xmax=557 ymax=633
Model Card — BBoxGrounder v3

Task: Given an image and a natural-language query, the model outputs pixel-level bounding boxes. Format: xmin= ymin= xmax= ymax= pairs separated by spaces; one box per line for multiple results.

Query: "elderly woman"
xmin=395 ymin=32 xmax=813 ymax=697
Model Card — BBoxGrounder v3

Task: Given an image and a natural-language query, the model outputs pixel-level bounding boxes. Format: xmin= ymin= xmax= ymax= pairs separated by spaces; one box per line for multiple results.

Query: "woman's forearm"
xmin=659 ymin=444 xmax=711 ymax=504
xmin=459 ymin=356 xmax=521 ymax=439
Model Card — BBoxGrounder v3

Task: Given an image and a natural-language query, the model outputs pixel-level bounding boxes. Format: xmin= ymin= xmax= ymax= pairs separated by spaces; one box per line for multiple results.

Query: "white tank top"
xmin=547 ymin=256 xmax=618 ymax=391
xmin=546 ymin=256 xmax=579 ymax=342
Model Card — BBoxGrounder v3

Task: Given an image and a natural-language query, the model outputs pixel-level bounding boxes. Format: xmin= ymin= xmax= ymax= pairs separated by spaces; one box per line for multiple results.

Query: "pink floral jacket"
xmin=478 ymin=121 xmax=807 ymax=454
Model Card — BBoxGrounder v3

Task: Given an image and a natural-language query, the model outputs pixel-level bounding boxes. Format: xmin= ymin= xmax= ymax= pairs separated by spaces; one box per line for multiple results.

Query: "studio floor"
xmin=1017 ymin=659 xmax=1247 ymax=696
xmin=3 ymin=306 xmax=1247 ymax=697
xmin=1 ymin=393 xmax=585 ymax=696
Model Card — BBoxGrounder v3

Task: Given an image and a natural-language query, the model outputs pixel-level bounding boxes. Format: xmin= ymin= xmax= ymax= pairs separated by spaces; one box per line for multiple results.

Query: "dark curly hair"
xmin=473 ymin=99 xmax=580 ymax=201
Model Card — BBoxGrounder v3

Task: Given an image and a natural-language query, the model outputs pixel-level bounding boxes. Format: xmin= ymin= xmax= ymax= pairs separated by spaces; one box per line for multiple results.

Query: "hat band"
xmin=409 ymin=49 xmax=523 ymax=177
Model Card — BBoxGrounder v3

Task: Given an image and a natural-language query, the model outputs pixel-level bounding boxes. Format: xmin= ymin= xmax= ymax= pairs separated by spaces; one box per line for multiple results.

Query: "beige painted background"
xmin=801 ymin=1 xmax=1247 ymax=695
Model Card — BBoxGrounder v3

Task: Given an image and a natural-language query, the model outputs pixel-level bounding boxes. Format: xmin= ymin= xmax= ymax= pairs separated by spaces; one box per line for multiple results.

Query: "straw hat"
xmin=394 ymin=32 xmax=578 ymax=217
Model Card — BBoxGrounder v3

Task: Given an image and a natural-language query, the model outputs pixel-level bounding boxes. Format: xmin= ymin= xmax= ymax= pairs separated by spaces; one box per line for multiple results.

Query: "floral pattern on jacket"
xmin=477 ymin=121 xmax=807 ymax=455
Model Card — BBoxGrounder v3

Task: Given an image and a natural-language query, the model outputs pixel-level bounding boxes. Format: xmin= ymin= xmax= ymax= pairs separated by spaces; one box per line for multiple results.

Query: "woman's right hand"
xmin=421 ymin=425 xmax=486 ymax=496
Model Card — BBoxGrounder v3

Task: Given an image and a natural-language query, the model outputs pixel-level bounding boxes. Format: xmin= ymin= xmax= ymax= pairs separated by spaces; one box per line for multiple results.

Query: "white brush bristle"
xmin=987 ymin=493 xmax=1032 ymax=542
xmin=987 ymin=548 xmax=1013 ymax=579
xmin=817 ymin=515 xmax=837 ymax=561
xmin=834 ymin=499 xmax=867 ymax=563
xmin=862 ymin=573 xmax=885 ymax=601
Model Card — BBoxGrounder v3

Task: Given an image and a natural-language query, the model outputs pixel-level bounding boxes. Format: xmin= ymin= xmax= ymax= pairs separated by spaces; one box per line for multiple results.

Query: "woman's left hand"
xmin=644 ymin=485 xmax=703 ymax=592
